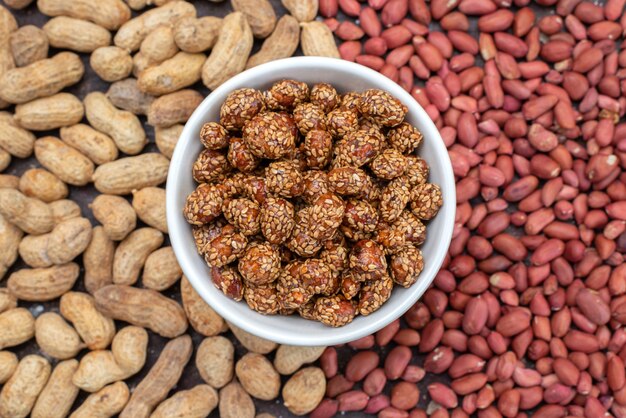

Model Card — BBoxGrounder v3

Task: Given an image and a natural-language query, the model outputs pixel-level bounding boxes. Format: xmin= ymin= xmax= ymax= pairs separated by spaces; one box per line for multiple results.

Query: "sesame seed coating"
xmin=349 ymin=239 xmax=387 ymax=280
xmin=326 ymin=107 xmax=359 ymax=139
xmin=333 ymin=129 xmax=385 ymax=168
xmin=222 ymin=198 xmax=261 ymax=236
xmin=393 ymin=210 xmax=426 ymax=245
xmin=370 ymin=148 xmax=408 ymax=180
xmin=340 ymin=270 xmax=362 ymax=300
xmin=192 ymin=220 xmax=226 ymax=255
xmin=204 ymin=229 xmax=248 ymax=267
xmin=193 ymin=149 xmax=231 ymax=183
xmin=183 ymin=183 xmax=227 ymax=226
xmin=199 ymin=122 xmax=229 ymax=150
xmin=260 ymin=197 xmax=295 ymax=244
xmin=304 ymin=130 xmax=333 ymax=169
xmin=227 ymin=137 xmax=260 ymax=173
xmin=387 ymin=122 xmax=424 ymax=154
xmin=220 ymin=88 xmax=266 ymax=131
xmin=276 ymin=261 xmax=311 ymax=309
xmin=306 ymin=192 xmax=345 ymax=241
xmin=341 ymin=92 xmax=362 ymax=111
xmin=374 ymin=222 xmax=409 ymax=254
xmin=244 ymin=282 xmax=280 ymax=315
xmin=343 ymin=199 xmax=379 ymax=233
xmin=298 ymin=300 xmax=317 ymax=320
xmin=410 ymin=183 xmax=443 ymax=220
xmin=243 ymin=112 xmax=297 ymax=159
xmin=264 ymin=79 xmax=310 ymax=111
xmin=302 ymin=170 xmax=331 ymax=204
xmin=327 ymin=166 xmax=371 ymax=197
xmin=390 ymin=245 xmax=424 ymax=288
xmin=310 ymin=83 xmax=340 ymax=113
xmin=211 ymin=265 xmax=245 ymax=301
xmin=358 ymin=274 xmax=393 ymax=316
xmin=265 ymin=160 xmax=304 ymax=198
xmin=340 ymin=224 xmax=373 ymax=243
xmin=293 ymin=102 xmax=327 ymax=135
xmin=238 ymin=242 xmax=281 ymax=285
xmin=242 ymin=175 xmax=268 ymax=205
xmin=313 ymin=295 xmax=358 ymax=327
xmin=320 ymin=240 xmax=349 ymax=273
xmin=405 ymin=156 xmax=430 ymax=186
xmin=380 ymin=176 xmax=411 ymax=223
xmin=358 ymin=89 xmax=408 ymax=127
xmin=287 ymin=222 xmax=322 ymax=258
xmin=299 ymin=258 xmax=335 ymax=296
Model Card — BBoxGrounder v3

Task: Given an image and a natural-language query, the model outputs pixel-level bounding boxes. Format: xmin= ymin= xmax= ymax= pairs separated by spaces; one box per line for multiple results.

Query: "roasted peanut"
xmin=181 ymin=276 xmax=226 ymax=337
xmin=18 ymin=168 xmax=68 ymax=203
xmin=155 ymin=124 xmax=182 ymax=158
xmin=9 ymin=25 xmax=48 ymax=67
xmin=236 ymin=352 xmax=281 ymax=400
xmin=92 ymin=153 xmax=169 ymax=195
xmin=0 ymin=289 xmax=17 ymax=313
xmin=247 ymin=15 xmax=300 ymax=69
xmin=60 ymin=124 xmax=119 ymax=165
xmin=274 ymin=345 xmax=326 ymax=375
xmin=70 ymin=381 xmax=129 ymax=418
xmin=0 ymin=111 xmax=35 ymax=158
xmin=138 ymin=52 xmax=205 ymax=96
xmin=91 ymin=194 xmax=136 ymax=241
xmin=8 ymin=263 xmax=80 ymax=301
xmin=0 ymin=355 xmax=50 ymax=418
xmin=300 ymin=21 xmax=340 ymax=58
xmin=34 ymin=136 xmax=94 ymax=186
xmin=0 ymin=351 xmax=17 ymax=384
xmin=35 ymin=312 xmax=84 ymax=360
xmin=147 ymin=89 xmax=202 ymax=127
xmin=0 ymin=149 xmax=10 ymax=171
xmin=131 ymin=51 xmax=154 ymax=77
xmin=228 ymin=322 xmax=278 ymax=354
xmin=49 ymin=199 xmax=81 ymax=224
xmin=219 ymin=381 xmax=255 ymax=418
xmin=140 ymin=25 xmax=178 ymax=63
xmin=113 ymin=227 xmax=163 ymax=284
xmin=60 ymin=291 xmax=116 ymax=350
xmin=31 ymin=360 xmax=79 ymax=418
xmin=106 ymin=78 xmax=154 ymax=115
xmin=282 ymin=0 xmax=318 ymax=22
xmin=196 ymin=336 xmax=234 ymax=389
xmin=174 ymin=16 xmax=221 ymax=53
xmin=132 ymin=186 xmax=167 ymax=232
xmin=0 ymin=188 xmax=53 ymax=234
xmin=142 ymin=247 xmax=181 ymax=290
xmin=0 ymin=5 xmax=17 ymax=37
xmin=84 ymin=226 xmax=115 ymax=294
xmin=3 ymin=0 xmax=34 ymax=10
xmin=0 ymin=214 xmax=22 ymax=278
xmin=37 ymin=0 xmax=130 ymax=30
xmin=90 ymin=46 xmax=133 ymax=82
xmin=0 ymin=174 xmax=18 ymax=188
xmin=43 ymin=16 xmax=111 ymax=53
xmin=152 ymin=384 xmax=218 ymax=418
xmin=282 ymin=367 xmax=326 ymax=415
xmin=0 ymin=308 xmax=34 ymax=350
xmin=232 ymin=0 xmax=277 ymax=38
xmin=15 ymin=92 xmax=83 ymax=130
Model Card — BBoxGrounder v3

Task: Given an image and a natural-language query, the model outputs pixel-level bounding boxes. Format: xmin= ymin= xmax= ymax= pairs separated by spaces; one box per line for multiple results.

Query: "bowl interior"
xmin=167 ymin=57 xmax=455 ymax=346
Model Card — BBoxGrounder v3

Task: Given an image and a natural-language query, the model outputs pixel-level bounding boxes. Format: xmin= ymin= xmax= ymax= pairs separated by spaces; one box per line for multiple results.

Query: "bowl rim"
xmin=167 ymin=56 xmax=456 ymax=346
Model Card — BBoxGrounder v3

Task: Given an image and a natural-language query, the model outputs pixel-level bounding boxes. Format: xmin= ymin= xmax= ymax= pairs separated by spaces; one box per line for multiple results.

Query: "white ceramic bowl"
xmin=167 ymin=57 xmax=455 ymax=346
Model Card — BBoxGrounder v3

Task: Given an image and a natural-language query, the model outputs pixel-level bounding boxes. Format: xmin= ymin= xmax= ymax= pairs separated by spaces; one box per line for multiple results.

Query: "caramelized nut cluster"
xmin=184 ymin=79 xmax=443 ymax=327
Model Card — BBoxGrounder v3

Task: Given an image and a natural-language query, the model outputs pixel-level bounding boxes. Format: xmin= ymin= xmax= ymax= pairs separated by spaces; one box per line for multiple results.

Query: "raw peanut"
xmin=282 ymin=0 xmax=318 ymax=21
xmin=219 ymin=381 xmax=255 ymax=418
xmin=73 ymin=326 xmax=148 ymax=392
xmin=15 ymin=93 xmax=83 ymax=130
xmin=236 ymin=353 xmax=281 ymax=400
xmin=34 ymin=137 xmax=94 ymax=186
xmin=0 ymin=5 xmax=17 ymax=37
xmin=49 ymin=199 xmax=81 ymax=224
xmin=18 ymin=168 xmax=68 ymax=203
xmin=132 ymin=51 xmax=155 ymax=77
xmin=0 ymin=213 xmax=23 ymax=278
xmin=229 ymin=322 xmax=278 ymax=354
xmin=0 ymin=149 xmax=10 ymax=171
xmin=3 ymin=0 xmax=34 ymax=9
xmin=31 ymin=360 xmax=79 ymax=418
xmin=196 ymin=336 xmax=234 ymax=388
xmin=300 ymin=21 xmax=340 ymax=58
xmin=174 ymin=16 xmax=222 ymax=53
xmin=0 ymin=188 xmax=53 ymax=234
xmin=60 ymin=124 xmax=118 ymax=165
xmin=90 ymin=46 xmax=133 ymax=82
xmin=8 ymin=263 xmax=79 ymax=301
xmin=35 ymin=312 xmax=84 ymax=359
xmin=0 ymin=308 xmax=35 ymax=349
xmin=283 ymin=367 xmax=326 ymax=415
xmin=43 ymin=16 xmax=111 ymax=53
xmin=95 ymin=284 xmax=188 ymax=337
xmin=91 ymin=195 xmax=136 ymax=241
xmin=9 ymin=25 xmax=48 ymax=67
xmin=233 ymin=0 xmax=277 ymax=38
xmin=0 ymin=355 xmax=50 ymax=418
xmin=70 ymin=381 xmax=129 ymax=418
xmin=0 ymin=174 xmax=18 ymax=188
xmin=155 ymin=124 xmax=182 ymax=158
xmin=274 ymin=345 xmax=326 ymax=375
xmin=106 ymin=78 xmax=154 ymax=115
xmin=142 ymin=246 xmax=181 ymax=290
xmin=0 ymin=351 xmax=17 ymax=384
xmin=92 ymin=153 xmax=169 ymax=195
xmin=119 ymin=335 xmax=192 ymax=418
xmin=152 ymin=384 xmax=219 ymax=418
xmin=114 ymin=1 xmax=196 ymax=51
xmin=0 ymin=112 xmax=36 ymax=158
xmin=247 ymin=15 xmax=300 ymax=69
xmin=0 ymin=52 xmax=84 ymax=104
xmin=60 ymin=291 xmax=116 ymax=350
xmin=18 ymin=218 xmax=92 ymax=268
xmin=0 ymin=40 xmax=15 ymax=111
xmin=38 ymin=0 xmax=130 ymax=30
xmin=113 ymin=227 xmax=163 ymax=284
xmin=202 ymin=12 xmax=253 ymax=90
xmin=0 ymin=289 xmax=17 ymax=313
xmin=84 ymin=92 xmax=146 ymax=155
xmin=83 ymin=226 xmax=115 ymax=294
xmin=181 ymin=276 xmax=226 ymax=337
xmin=132 ymin=187 xmax=167 ymax=232
xmin=147 ymin=89 xmax=203 ymax=127
xmin=139 ymin=25 xmax=178 ymax=64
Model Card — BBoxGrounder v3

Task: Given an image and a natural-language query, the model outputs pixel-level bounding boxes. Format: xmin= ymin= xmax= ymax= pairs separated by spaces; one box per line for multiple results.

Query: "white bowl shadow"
xmin=167 ymin=57 xmax=456 ymax=346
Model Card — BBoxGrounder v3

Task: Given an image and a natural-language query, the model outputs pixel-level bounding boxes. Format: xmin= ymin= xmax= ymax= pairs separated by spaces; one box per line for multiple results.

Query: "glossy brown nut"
xmin=211 ymin=265 xmax=245 ymax=301
xmin=222 ymin=198 xmax=261 ymax=236
xmin=304 ymin=130 xmax=333 ymax=169
xmin=264 ymin=79 xmax=310 ymax=111
xmin=293 ymin=102 xmax=327 ymax=135
xmin=265 ymin=160 xmax=304 ymax=198
xmin=220 ymin=88 xmax=265 ymax=131
xmin=199 ymin=121 xmax=229 ymax=150
xmin=192 ymin=149 xmax=231 ymax=183
xmin=243 ymin=112 xmax=297 ymax=159
xmin=238 ymin=242 xmax=281 ymax=285
xmin=227 ymin=137 xmax=260 ymax=173
xmin=260 ymin=197 xmax=295 ymax=245
xmin=310 ymin=82 xmax=340 ymax=113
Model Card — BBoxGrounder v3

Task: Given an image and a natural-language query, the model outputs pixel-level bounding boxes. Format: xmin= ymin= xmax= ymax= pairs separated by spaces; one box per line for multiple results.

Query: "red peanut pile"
xmin=314 ymin=0 xmax=626 ymax=417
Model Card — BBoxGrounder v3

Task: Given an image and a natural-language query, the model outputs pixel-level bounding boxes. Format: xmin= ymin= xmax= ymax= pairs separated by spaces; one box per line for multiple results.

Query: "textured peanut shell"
xmin=90 ymin=46 xmax=133 ymax=82
xmin=132 ymin=52 xmax=155 ymax=78
xmin=0 ymin=174 xmax=18 ymax=188
xmin=18 ymin=168 xmax=68 ymax=203
xmin=15 ymin=92 xmax=84 ymax=131
xmin=152 ymin=384 xmax=218 ymax=418
xmin=113 ymin=227 xmax=163 ymax=284
xmin=0 ymin=112 xmax=35 ymax=158
xmin=49 ymin=199 xmax=81 ymax=224
xmin=0 ymin=289 xmax=17 ymax=314
xmin=84 ymin=226 xmax=115 ymax=294
xmin=282 ymin=367 xmax=326 ymax=415
xmin=181 ymin=276 xmax=226 ymax=337
xmin=282 ymin=0 xmax=318 ymax=22
xmin=140 ymin=25 xmax=178 ymax=63
xmin=60 ymin=124 xmax=118 ymax=165
xmin=119 ymin=335 xmax=192 ymax=418
xmin=247 ymin=15 xmax=300 ymax=69
xmin=236 ymin=353 xmax=281 ymax=400
xmin=0 ymin=52 xmax=84 ymax=104
xmin=70 ymin=381 xmax=129 ymax=418
xmin=0 ymin=37 xmax=15 ymax=100
xmin=0 ymin=214 xmax=22 ymax=279
xmin=138 ymin=52 xmax=205 ymax=96
xmin=43 ymin=16 xmax=111 ymax=53
xmin=18 ymin=218 xmax=92 ymax=268
xmin=84 ymin=92 xmax=146 ymax=155
xmin=147 ymin=89 xmax=203 ymax=127
xmin=60 ymin=291 xmax=116 ymax=350
xmin=274 ymin=345 xmax=326 ymax=375
xmin=35 ymin=312 xmax=84 ymax=360
xmin=0 ymin=308 xmax=34 ymax=350
xmin=8 ymin=263 xmax=80 ymax=301
xmin=95 ymin=284 xmax=188 ymax=337
xmin=228 ymin=322 xmax=278 ymax=354
xmin=91 ymin=194 xmax=137 ymax=241
xmin=73 ymin=326 xmax=148 ymax=392
xmin=114 ymin=1 xmax=196 ymax=51
xmin=0 ymin=188 xmax=53 ymax=234
xmin=196 ymin=336 xmax=234 ymax=388
xmin=0 ymin=5 xmax=18 ymax=37
xmin=132 ymin=186 xmax=167 ymax=232
xmin=3 ymin=0 xmax=34 ymax=10
xmin=202 ymin=12 xmax=253 ymax=90
xmin=34 ymin=136 xmax=94 ymax=186
xmin=0 ymin=149 xmax=10 ymax=171
xmin=219 ymin=381 xmax=255 ymax=418
xmin=142 ymin=246 xmax=181 ymax=290
xmin=106 ymin=78 xmax=154 ymax=115
xmin=155 ymin=124 xmax=182 ymax=159
xmin=37 ymin=0 xmax=130 ymax=30
xmin=300 ymin=21 xmax=339 ymax=58
xmin=0 ymin=351 xmax=17 ymax=384
xmin=174 ymin=16 xmax=221 ymax=53
xmin=92 ymin=153 xmax=170 ymax=195
xmin=0 ymin=355 xmax=50 ymax=418
xmin=125 ymin=0 xmax=147 ymax=9
xmin=232 ymin=0 xmax=276 ymax=38
xmin=31 ymin=360 xmax=79 ymax=418
xmin=9 ymin=25 xmax=48 ymax=67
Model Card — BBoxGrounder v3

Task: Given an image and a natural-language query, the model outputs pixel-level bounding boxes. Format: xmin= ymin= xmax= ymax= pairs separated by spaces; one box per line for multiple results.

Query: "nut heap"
xmin=184 ymin=79 xmax=443 ymax=326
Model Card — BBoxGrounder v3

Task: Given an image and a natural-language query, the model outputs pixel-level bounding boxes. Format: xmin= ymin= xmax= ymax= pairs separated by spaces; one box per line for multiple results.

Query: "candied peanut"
xmin=183 ymin=184 xmax=227 ymax=226
xmin=222 ymin=198 xmax=260 ymax=236
xmin=380 ymin=176 xmax=411 ymax=223
xmin=388 ymin=122 xmax=423 ymax=154
xmin=200 ymin=122 xmax=229 ymax=150
xmin=264 ymin=79 xmax=309 ymax=111
xmin=343 ymin=199 xmax=379 ymax=233
xmin=220 ymin=88 xmax=265 ymax=131
xmin=349 ymin=239 xmax=387 ymax=280
xmin=227 ymin=137 xmax=259 ymax=173
xmin=193 ymin=149 xmax=231 ymax=183
xmin=265 ymin=160 xmax=303 ymax=198
xmin=326 ymin=107 xmax=358 ymax=139
xmin=260 ymin=197 xmax=295 ymax=244
xmin=358 ymin=89 xmax=407 ymax=127
xmin=243 ymin=112 xmax=297 ymax=159
xmin=370 ymin=148 xmax=408 ymax=180
xmin=327 ymin=166 xmax=371 ymax=196
xmin=301 ymin=170 xmax=330 ymax=204
xmin=310 ymin=82 xmax=340 ymax=113
xmin=333 ymin=129 xmax=384 ymax=168
xmin=313 ymin=295 xmax=357 ymax=327
xmin=410 ymin=183 xmax=443 ymax=220
xmin=306 ymin=192 xmax=345 ymax=241
xmin=293 ymin=102 xmax=326 ymax=135
xmin=405 ymin=155 xmax=430 ymax=186
xmin=244 ymin=282 xmax=280 ymax=315
xmin=204 ymin=228 xmax=247 ymax=267
xmin=238 ymin=242 xmax=281 ymax=285
xmin=211 ymin=266 xmax=244 ymax=301
xmin=340 ymin=270 xmax=362 ymax=300
xmin=358 ymin=274 xmax=393 ymax=315
xmin=390 ymin=245 xmax=424 ymax=288
xmin=303 ymin=130 xmax=332 ymax=169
